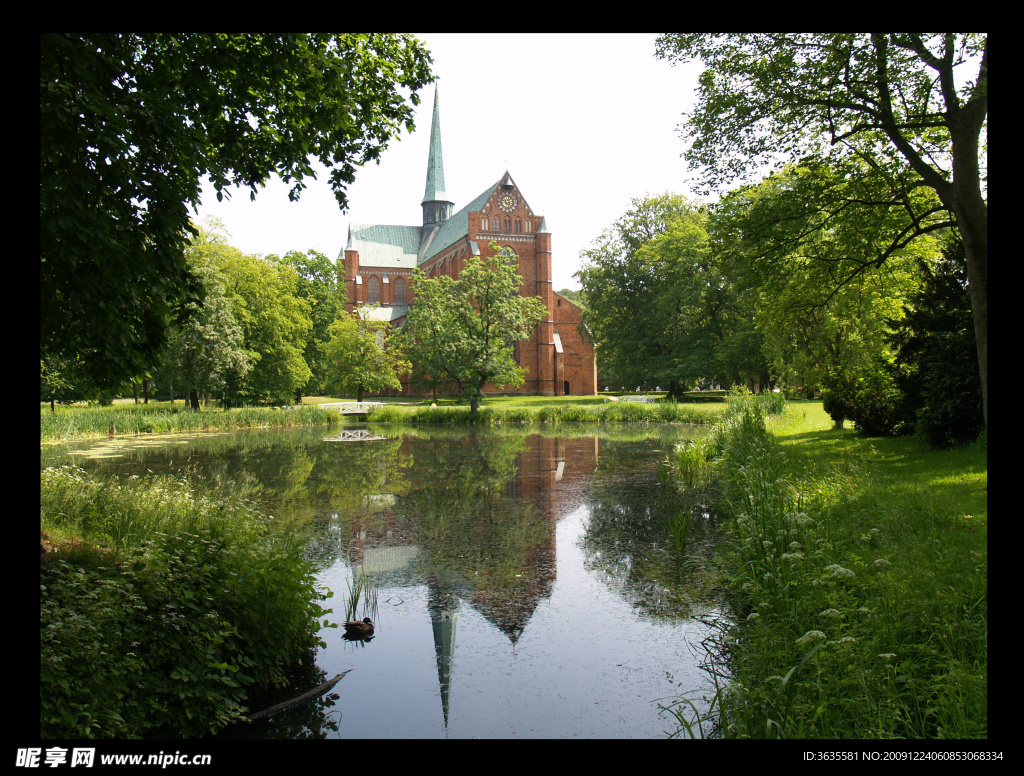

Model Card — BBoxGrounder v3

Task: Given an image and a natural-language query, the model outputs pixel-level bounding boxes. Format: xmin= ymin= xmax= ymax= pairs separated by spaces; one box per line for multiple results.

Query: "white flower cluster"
xmin=823 ymin=564 xmax=856 ymax=579
xmin=796 ymin=630 xmax=826 ymax=647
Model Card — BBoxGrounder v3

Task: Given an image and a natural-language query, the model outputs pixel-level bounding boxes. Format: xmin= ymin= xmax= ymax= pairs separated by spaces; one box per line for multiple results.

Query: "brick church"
xmin=339 ymin=87 xmax=597 ymax=397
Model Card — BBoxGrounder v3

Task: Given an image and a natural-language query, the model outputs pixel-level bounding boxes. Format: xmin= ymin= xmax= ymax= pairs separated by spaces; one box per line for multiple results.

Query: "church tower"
xmin=421 ymin=86 xmax=454 ymax=229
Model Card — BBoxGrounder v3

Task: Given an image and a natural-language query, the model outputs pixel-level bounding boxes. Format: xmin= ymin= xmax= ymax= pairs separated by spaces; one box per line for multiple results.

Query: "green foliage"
xmin=401 ymin=246 xmax=548 ymax=412
xmin=849 ymin=368 xmax=913 ymax=437
xmin=40 ymin=403 xmax=341 ymax=443
xmin=323 ymin=310 xmax=410 ymax=401
xmin=277 ymin=250 xmax=349 ymax=398
xmin=820 ymin=370 xmax=856 ymax=428
xmin=577 ymin=194 xmax=758 ymax=392
xmin=41 ymin=33 xmax=432 ymax=390
xmin=663 ymin=403 xmax=987 ymax=739
xmin=160 ymin=236 xmax=253 ymax=408
xmin=655 ymin=33 xmax=987 ymax=426
xmin=822 ymin=366 xmax=913 ymax=437
xmin=217 ymin=250 xmax=313 ymax=405
xmin=40 ymin=468 xmax=334 ymax=738
xmin=887 ymin=239 xmax=984 ymax=447
xmin=365 ymin=398 xmax=726 ymax=426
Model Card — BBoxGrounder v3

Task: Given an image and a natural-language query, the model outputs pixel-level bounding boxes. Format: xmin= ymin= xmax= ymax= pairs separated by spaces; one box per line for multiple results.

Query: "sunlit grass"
xmin=665 ymin=401 xmax=987 ymax=739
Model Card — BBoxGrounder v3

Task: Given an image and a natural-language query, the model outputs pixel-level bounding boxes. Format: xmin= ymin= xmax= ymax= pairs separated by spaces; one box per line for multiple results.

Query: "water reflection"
xmin=41 ymin=423 xmax=726 ymax=738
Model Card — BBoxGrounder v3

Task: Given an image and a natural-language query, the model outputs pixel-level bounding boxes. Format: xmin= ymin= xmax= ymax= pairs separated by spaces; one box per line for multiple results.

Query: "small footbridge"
xmin=321 ymin=401 xmax=385 ymax=418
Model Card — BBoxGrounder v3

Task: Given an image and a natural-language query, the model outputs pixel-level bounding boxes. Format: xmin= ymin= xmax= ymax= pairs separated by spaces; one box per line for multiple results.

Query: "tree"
xmin=576 ymin=195 xmax=696 ymax=392
xmin=887 ymin=237 xmax=983 ymax=446
xmin=217 ymin=252 xmax=313 ymax=405
xmin=576 ymin=195 xmax=759 ymax=394
xmin=161 ymin=261 xmax=252 ymax=410
xmin=41 ymin=33 xmax=433 ymax=389
xmin=276 ymin=250 xmax=348 ymax=399
xmin=402 ymin=247 xmax=548 ymax=413
xmin=657 ymin=33 xmax=987 ymax=424
xmin=324 ymin=311 xmax=410 ymax=402
xmin=711 ymin=163 xmax=928 ymax=394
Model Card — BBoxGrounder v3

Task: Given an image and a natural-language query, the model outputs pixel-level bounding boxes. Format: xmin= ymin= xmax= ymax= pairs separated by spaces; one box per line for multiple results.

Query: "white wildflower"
xmin=873 ymin=558 xmax=892 ymax=568
xmin=796 ymin=630 xmax=826 ymax=647
xmin=823 ymin=564 xmax=856 ymax=579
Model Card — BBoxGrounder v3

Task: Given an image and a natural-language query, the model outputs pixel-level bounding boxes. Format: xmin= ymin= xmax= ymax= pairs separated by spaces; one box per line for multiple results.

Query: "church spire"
xmin=421 ymin=85 xmax=454 ymax=227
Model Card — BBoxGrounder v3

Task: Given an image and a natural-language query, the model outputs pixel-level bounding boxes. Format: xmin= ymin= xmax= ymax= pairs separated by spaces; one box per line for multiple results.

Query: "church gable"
xmin=474 ymin=173 xmax=539 ymax=239
xmin=341 ymin=85 xmax=596 ymax=397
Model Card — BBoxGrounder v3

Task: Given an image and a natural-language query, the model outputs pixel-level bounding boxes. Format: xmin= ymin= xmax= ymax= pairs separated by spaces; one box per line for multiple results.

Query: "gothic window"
xmin=503 ymin=218 xmax=511 ymax=233
xmin=367 ymin=275 xmax=380 ymax=304
xmin=492 ymin=217 xmax=500 ymax=231
xmin=498 ymin=245 xmax=516 ymax=265
xmin=526 ymin=221 xmax=533 ymax=233
xmin=394 ymin=276 xmax=406 ymax=305
xmin=482 ymin=217 xmax=488 ymax=231
xmin=515 ymin=219 xmax=522 ymax=234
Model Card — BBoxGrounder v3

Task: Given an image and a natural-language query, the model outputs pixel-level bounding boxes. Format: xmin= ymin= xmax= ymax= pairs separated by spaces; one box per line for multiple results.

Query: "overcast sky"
xmin=193 ymin=33 xmax=705 ymax=290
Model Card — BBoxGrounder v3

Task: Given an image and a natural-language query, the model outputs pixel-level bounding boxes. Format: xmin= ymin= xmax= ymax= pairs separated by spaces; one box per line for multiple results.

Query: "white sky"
xmin=193 ymin=33 xmax=705 ymax=291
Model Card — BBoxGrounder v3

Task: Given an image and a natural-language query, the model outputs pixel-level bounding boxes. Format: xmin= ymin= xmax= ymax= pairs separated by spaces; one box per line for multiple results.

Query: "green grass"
xmin=663 ymin=400 xmax=987 ymax=739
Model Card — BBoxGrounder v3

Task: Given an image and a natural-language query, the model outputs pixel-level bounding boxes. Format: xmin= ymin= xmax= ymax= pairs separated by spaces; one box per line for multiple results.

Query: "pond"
xmin=41 ymin=422 xmax=730 ymax=739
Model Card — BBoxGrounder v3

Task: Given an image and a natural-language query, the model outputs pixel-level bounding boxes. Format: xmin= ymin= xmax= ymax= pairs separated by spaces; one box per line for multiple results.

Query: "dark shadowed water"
xmin=41 ymin=422 xmax=730 ymax=739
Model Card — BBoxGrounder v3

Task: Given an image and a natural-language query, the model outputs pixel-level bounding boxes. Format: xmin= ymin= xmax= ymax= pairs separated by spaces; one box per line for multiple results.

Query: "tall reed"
xmin=41 ymin=404 xmax=341 ymax=443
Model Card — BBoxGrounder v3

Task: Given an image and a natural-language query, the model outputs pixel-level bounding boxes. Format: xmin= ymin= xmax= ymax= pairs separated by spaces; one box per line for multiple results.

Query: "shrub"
xmin=849 ymin=368 xmax=914 ymax=437
xmin=40 ymin=468 xmax=333 ymax=738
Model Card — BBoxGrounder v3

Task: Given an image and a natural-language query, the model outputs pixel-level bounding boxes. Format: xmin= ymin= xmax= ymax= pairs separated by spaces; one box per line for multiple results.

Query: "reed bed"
xmin=365 ymin=400 xmax=725 ymax=426
xmin=662 ymin=397 xmax=987 ymax=739
xmin=40 ymin=403 xmax=342 ymax=443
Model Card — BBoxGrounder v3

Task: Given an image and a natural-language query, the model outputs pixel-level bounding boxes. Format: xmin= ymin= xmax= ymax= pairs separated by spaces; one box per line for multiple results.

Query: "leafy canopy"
xmin=657 ymin=32 xmax=987 ymax=423
xmin=324 ymin=311 xmax=410 ymax=402
xmin=401 ymin=247 xmax=548 ymax=412
xmin=40 ymin=33 xmax=433 ymax=387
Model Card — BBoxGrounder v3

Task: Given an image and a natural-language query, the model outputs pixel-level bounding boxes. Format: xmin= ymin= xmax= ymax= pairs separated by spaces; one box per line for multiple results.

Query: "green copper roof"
xmin=421 ymin=86 xmax=451 ymax=206
xmin=420 ymin=178 xmax=502 ymax=263
xmin=346 ymin=224 xmax=421 ymax=269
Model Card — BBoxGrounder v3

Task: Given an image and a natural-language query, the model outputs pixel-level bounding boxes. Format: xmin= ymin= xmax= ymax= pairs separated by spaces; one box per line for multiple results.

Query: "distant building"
xmin=339 ymin=86 xmax=596 ymax=397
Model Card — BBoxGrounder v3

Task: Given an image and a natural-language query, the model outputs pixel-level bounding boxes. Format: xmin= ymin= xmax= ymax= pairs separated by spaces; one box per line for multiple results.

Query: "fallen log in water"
xmin=246 ymin=670 xmax=352 ymax=721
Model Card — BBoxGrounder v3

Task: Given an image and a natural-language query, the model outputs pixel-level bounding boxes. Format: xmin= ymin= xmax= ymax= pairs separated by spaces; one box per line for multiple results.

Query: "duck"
xmin=343 ymin=617 xmax=375 ymax=639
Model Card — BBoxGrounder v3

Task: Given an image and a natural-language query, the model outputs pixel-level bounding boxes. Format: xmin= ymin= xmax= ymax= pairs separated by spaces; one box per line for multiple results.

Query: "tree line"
xmin=575 ymin=33 xmax=985 ymax=447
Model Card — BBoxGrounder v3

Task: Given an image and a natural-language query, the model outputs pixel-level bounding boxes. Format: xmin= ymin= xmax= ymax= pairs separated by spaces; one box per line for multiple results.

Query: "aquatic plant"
xmin=40 ymin=403 xmax=341 ymax=443
xmin=344 ymin=568 xmax=380 ymax=624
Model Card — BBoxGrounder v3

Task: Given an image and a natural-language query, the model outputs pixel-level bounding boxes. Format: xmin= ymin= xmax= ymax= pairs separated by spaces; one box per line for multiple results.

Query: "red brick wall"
xmin=344 ymin=178 xmax=597 ymax=397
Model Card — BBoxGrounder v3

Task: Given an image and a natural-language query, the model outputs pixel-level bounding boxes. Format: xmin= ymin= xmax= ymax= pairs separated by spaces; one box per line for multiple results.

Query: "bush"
xmin=820 ymin=370 xmax=856 ymax=429
xmin=40 ymin=468 xmax=333 ymax=738
xmin=849 ymin=368 xmax=913 ymax=437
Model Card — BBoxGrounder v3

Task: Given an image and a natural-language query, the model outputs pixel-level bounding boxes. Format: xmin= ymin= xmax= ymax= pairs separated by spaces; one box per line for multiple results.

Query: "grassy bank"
xmin=664 ymin=398 xmax=987 ymax=739
xmin=40 ymin=403 xmax=342 ymax=443
xmin=40 ymin=466 xmax=333 ymax=738
xmin=364 ymin=397 xmax=727 ymax=425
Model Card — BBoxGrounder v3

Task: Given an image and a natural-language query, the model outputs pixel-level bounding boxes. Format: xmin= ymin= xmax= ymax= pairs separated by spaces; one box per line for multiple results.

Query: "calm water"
xmin=41 ymin=423 xmax=729 ymax=739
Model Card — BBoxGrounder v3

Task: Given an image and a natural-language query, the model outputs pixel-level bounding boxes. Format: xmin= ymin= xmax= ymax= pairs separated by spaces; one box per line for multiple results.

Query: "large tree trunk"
xmin=961 ymin=230 xmax=987 ymax=429
xmin=188 ymin=388 xmax=201 ymax=411
xmin=946 ymin=89 xmax=988 ymax=429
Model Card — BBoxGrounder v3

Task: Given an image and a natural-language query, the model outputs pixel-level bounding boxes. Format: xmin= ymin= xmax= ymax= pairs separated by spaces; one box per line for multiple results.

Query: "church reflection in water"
xmin=335 ymin=434 xmax=599 ymax=726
